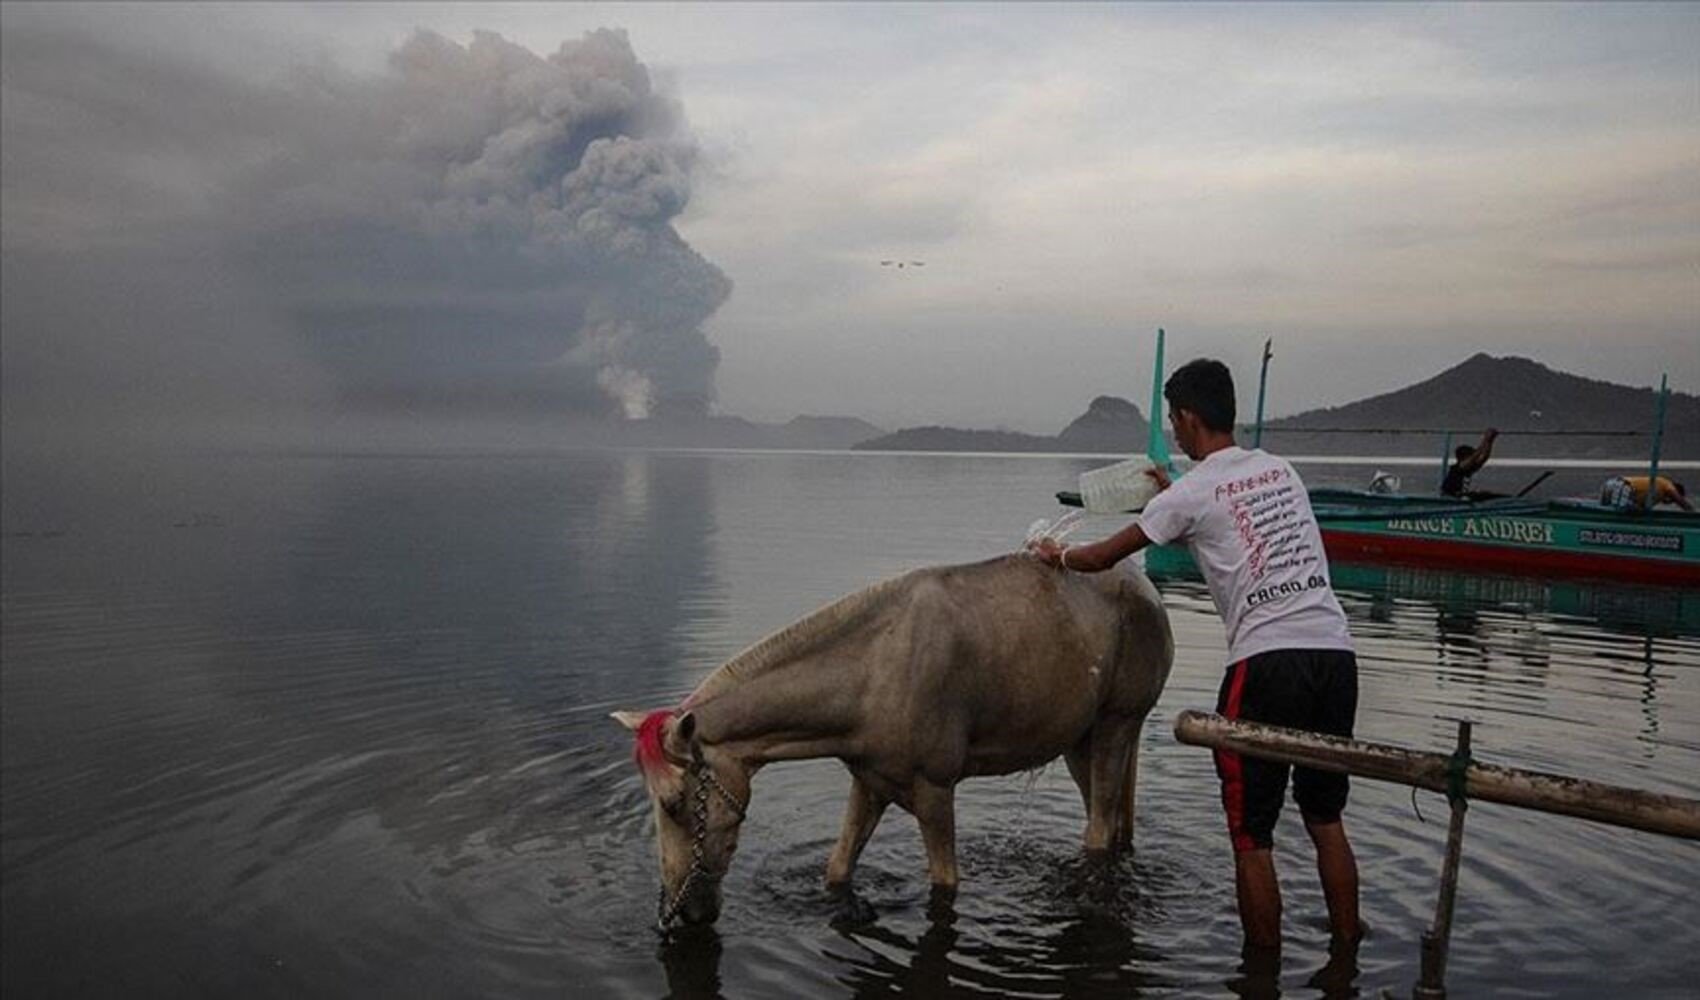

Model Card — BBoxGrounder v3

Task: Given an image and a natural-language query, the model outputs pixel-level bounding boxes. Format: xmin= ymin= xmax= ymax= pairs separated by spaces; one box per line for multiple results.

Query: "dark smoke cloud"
xmin=1 ymin=19 xmax=730 ymax=439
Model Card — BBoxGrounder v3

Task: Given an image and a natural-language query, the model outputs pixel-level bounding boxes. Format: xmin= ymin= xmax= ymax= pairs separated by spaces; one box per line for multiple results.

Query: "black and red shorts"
xmin=1213 ymin=648 xmax=1358 ymax=852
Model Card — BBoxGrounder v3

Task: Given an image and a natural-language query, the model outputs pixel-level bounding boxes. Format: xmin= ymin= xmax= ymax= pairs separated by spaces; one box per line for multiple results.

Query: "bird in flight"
xmin=879 ymin=260 xmax=926 ymax=269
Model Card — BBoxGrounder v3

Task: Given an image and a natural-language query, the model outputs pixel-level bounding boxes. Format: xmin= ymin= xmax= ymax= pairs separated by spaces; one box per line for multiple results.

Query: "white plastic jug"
xmin=1079 ymin=458 xmax=1161 ymax=513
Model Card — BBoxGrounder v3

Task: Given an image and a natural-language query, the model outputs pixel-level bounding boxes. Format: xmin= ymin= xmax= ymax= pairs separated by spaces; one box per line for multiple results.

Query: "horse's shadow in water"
xmin=823 ymin=854 xmax=1166 ymax=1000
xmin=656 ymin=848 xmax=1361 ymax=1000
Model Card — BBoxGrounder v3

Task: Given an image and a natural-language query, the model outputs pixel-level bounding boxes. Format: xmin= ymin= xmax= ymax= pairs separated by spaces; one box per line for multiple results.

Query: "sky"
xmin=3 ymin=2 xmax=1696 ymax=439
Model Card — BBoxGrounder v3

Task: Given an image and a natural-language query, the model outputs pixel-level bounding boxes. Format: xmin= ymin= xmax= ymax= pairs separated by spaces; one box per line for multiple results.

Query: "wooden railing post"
xmin=1414 ymin=720 xmax=1471 ymax=1000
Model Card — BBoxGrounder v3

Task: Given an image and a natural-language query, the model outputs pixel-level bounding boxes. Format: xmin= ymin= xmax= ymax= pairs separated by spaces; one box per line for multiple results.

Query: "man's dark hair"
xmin=1164 ymin=358 xmax=1236 ymax=432
xmin=1455 ymin=445 xmax=1474 ymax=462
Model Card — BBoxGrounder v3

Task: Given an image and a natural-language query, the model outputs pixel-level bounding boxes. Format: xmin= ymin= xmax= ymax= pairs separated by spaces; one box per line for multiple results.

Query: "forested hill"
xmin=1259 ymin=354 xmax=1697 ymax=459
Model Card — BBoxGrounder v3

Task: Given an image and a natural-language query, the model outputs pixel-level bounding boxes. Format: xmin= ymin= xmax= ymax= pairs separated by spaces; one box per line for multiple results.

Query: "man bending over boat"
xmin=1441 ymin=427 xmax=1499 ymax=499
xmin=1600 ymin=475 xmax=1695 ymax=511
xmin=1031 ymin=358 xmax=1361 ymax=953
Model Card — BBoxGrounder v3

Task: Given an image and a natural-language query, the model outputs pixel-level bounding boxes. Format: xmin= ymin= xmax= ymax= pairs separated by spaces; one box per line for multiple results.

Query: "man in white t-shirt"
xmin=1032 ymin=358 xmax=1361 ymax=952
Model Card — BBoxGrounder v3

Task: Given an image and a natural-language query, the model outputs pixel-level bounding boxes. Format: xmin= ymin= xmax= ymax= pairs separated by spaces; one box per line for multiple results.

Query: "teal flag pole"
xmin=1644 ymin=373 xmax=1669 ymax=511
xmin=1147 ymin=328 xmax=1176 ymax=476
xmin=1253 ymin=337 xmax=1273 ymax=449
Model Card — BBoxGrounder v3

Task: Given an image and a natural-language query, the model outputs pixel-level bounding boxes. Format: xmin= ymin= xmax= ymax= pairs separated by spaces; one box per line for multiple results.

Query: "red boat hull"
xmin=1321 ymin=529 xmax=1700 ymax=587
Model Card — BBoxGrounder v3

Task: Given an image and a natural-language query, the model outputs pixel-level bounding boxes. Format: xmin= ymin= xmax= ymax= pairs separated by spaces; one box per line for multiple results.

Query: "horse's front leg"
xmin=826 ymin=771 xmax=890 ymax=887
xmin=911 ymin=778 xmax=959 ymax=889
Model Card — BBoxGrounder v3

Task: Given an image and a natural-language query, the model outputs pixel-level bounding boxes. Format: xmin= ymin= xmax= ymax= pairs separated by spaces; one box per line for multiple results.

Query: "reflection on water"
xmin=3 ymin=447 xmax=1697 ymax=998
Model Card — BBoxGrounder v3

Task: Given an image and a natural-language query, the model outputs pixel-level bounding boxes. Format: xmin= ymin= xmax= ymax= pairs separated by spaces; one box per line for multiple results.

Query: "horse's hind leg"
xmin=826 ymin=772 xmax=890 ymax=887
xmin=1112 ymin=725 xmax=1143 ymax=852
xmin=911 ymin=778 xmax=959 ymax=890
xmin=1065 ymin=738 xmax=1092 ymax=813
xmin=1084 ymin=718 xmax=1137 ymax=854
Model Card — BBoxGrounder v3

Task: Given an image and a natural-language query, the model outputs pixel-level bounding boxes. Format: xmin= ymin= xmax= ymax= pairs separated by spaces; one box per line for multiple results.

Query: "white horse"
xmin=613 ymin=554 xmax=1173 ymax=926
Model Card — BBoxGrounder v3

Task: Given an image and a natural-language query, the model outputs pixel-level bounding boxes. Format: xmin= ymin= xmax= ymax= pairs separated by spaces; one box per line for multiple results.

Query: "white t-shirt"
xmin=1138 ymin=446 xmax=1353 ymax=664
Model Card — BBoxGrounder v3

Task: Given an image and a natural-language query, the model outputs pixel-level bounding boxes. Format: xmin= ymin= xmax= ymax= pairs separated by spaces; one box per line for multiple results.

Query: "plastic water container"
xmin=1079 ymin=458 xmax=1161 ymax=513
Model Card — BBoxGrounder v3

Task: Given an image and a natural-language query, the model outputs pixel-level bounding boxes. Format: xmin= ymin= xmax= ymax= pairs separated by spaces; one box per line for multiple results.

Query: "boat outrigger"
xmin=1057 ymin=331 xmax=1699 ymax=587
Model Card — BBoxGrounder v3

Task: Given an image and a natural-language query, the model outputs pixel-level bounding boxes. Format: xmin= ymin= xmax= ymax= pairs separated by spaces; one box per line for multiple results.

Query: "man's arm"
xmin=1031 ymin=466 xmax=1171 ymax=572
xmin=1462 ymin=428 xmax=1499 ymax=474
xmin=1033 ymin=521 xmax=1152 ymax=572
xmin=1071 ymin=521 xmax=1152 ymax=571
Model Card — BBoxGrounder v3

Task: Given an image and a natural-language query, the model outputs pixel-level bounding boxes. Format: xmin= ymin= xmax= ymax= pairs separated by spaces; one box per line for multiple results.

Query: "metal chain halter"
xmin=656 ymin=755 xmax=747 ymax=931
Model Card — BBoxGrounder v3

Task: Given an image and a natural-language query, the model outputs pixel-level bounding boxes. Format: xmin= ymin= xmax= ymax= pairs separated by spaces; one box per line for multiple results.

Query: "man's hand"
xmin=1030 ymin=536 xmax=1067 ymax=568
xmin=1146 ymin=465 xmax=1172 ymax=492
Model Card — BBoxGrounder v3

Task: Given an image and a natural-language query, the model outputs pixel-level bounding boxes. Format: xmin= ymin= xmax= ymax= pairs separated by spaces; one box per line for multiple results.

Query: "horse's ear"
xmin=611 ymin=710 xmax=647 ymax=731
xmin=666 ymin=711 xmax=703 ymax=763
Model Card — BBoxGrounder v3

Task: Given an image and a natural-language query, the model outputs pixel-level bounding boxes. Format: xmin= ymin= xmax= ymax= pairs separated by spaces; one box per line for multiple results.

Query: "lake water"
xmin=3 ymin=446 xmax=1697 ymax=998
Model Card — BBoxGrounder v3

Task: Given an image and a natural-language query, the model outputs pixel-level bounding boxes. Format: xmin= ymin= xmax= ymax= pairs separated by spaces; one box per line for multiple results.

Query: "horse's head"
xmin=612 ymin=708 xmax=749 ymax=927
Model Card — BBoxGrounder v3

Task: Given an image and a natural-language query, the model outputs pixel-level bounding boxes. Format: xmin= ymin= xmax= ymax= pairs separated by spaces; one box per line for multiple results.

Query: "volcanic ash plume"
xmin=1 ymin=20 xmax=731 ymax=438
xmin=255 ymin=28 xmax=732 ymax=420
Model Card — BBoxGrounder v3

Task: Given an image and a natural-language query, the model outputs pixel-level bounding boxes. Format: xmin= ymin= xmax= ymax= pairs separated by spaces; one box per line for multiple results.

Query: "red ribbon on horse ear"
xmin=634 ymin=709 xmax=678 ymax=771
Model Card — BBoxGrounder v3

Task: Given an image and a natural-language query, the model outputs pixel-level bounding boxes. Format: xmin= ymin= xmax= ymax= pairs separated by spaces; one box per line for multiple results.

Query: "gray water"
xmin=3 ymin=446 xmax=1697 ymax=998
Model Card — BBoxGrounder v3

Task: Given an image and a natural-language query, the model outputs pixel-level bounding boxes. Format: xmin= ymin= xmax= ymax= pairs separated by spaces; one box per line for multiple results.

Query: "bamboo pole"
xmin=1414 ymin=721 xmax=1471 ymax=1000
xmin=1173 ymin=711 xmax=1700 ymax=840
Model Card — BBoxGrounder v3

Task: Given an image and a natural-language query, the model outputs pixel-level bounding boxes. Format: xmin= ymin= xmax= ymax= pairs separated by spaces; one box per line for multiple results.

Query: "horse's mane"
xmin=682 ymin=569 xmax=921 ymax=709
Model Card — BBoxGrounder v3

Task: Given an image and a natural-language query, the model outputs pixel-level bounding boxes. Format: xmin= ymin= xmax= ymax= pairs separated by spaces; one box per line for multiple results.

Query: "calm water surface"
xmin=3 ymin=447 xmax=1697 ymax=997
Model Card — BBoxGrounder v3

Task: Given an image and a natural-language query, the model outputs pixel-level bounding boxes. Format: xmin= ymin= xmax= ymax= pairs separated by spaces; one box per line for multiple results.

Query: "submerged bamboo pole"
xmin=1173 ymin=711 xmax=1700 ymax=840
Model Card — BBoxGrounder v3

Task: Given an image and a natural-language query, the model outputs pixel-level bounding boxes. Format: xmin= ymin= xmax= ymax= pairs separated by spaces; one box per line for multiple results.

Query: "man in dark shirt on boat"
xmin=1441 ymin=428 xmax=1499 ymax=499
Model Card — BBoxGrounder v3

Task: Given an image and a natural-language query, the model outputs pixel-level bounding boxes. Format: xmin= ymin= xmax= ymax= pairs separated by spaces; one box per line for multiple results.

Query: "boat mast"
xmin=1435 ymin=431 xmax=1454 ymax=494
xmin=1148 ymin=328 xmax=1175 ymax=475
xmin=1644 ymin=373 xmax=1669 ymax=510
xmin=1253 ymin=337 xmax=1273 ymax=449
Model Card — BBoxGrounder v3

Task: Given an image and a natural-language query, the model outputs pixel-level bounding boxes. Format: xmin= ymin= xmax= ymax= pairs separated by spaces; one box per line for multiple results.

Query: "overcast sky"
xmin=3 ymin=2 xmax=1696 ymax=437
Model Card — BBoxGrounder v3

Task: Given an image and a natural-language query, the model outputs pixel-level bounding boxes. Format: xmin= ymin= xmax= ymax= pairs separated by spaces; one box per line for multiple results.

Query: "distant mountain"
xmin=582 ymin=354 xmax=1691 ymax=460
xmin=1057 ymin=396 xmax=1151 ymax=453
xmin=854 ymin=354 xmax=1694 ymax=460
xmin=1259 ymin=354 xmax=1697 ymax=459
xmin=779 ymin=415 xmax=887 ymax=449
xmin=851 ymin=425 xmax=1059 ymax=453
xmin=609 ymin=413 xmax=884 ymax=450
xmin=855 ymin=396 xmax=1149 ymax=454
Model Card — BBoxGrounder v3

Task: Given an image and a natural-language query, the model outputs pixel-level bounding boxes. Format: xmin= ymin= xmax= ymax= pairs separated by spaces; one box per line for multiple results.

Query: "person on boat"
xmin=1030 ymin=358 xmax=1360 ymax=953
xmin=1440 ymin=428 xmax=1499 ymax=499
xmin=1600 ymin=475 xmax=1695 ymax=511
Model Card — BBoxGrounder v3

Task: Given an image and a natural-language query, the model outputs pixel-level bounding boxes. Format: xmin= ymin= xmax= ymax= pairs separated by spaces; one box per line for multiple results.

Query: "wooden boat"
xmin=1056 ymin=487 xmax=1699 ymax=586
xmin=1141 ymin=539 xmax=1700 ymax=635
xmin=1307 ymin=490 xmax=1699 ymax=586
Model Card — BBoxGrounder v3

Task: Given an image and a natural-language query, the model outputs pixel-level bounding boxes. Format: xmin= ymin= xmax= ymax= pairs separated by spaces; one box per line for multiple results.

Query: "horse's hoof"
xmin=829 ymin=891 xmax=878 ymax=928
xmin=925 ymin=885 xmax=958 ymax=922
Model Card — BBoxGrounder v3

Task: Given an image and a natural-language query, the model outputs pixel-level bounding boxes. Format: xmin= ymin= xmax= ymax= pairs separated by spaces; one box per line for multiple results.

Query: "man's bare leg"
xmin=1304 ymin=814 xmax=1360 ymax=944
xmin=1234 ymin=847 xmax=1282 ymax=949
